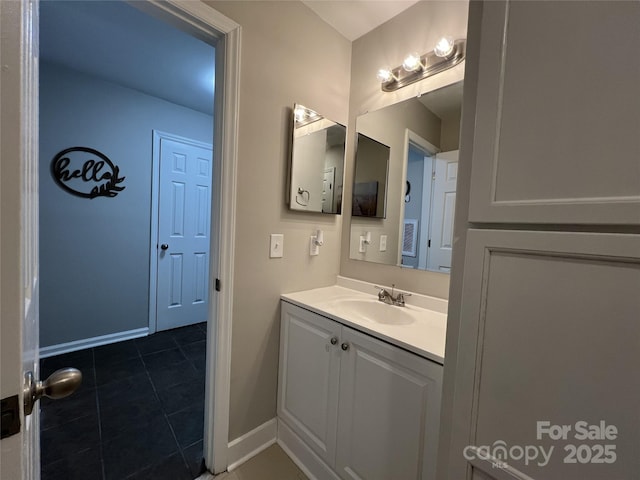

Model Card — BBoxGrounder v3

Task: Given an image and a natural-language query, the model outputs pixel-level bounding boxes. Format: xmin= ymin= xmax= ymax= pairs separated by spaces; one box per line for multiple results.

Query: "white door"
xmin=335 ymin=327 xmax=443 ymax=480
xmin=322 ymin=167 xmax=335 ymax=213
xmin=427 ymin=151 xmax=457 ymax=273
xmin=278 ymin=302 xmax=341 ymax=465
xmin=0 ymin=0 xmax=40 ymax=478
xmin=156 ymin=134 xmax=213 ymax=332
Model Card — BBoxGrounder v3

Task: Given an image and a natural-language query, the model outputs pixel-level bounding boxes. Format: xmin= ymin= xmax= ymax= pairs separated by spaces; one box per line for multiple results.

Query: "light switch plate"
xmin=380 ymin=235 xmax=387 ymax=251
xmin=270 ymin=234 xmax=284 ymax=258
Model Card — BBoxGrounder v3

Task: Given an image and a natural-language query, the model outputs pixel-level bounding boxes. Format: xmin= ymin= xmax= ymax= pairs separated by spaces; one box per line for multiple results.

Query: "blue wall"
xmin=401 ymin=145 xmax=426 ymax=268
xmin=39 ymin=62 xmax=214 ymax=347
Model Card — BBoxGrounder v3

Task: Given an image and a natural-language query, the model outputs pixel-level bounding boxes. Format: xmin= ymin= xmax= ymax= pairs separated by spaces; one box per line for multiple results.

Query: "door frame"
xmin=149 ymin=130 xmax=214 ymax=335
xmin=136 ymin=2 xmax=240 ymax=474
xmin=399 ymin=129 xmax=439 ymax=268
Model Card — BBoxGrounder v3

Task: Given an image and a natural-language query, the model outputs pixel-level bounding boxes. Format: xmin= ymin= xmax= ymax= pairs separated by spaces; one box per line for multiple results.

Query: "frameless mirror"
xmin=352 ymin=133 xmax=390 ymax=218
xmin=288 ymin=104 xmax=346 ymax=214
xmin=349 ymin=81 xmax=463 ymax=273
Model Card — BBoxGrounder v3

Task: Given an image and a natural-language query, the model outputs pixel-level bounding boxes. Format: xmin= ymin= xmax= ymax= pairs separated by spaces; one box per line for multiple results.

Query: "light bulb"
xmin=376 ymin=68 xmax=393 ymax=83
xmin=434 ymin=36 xmax=455 ymax=58
xmin=402 ymin=52 xmax=423 ymax=72
xmin=294 ymin=106 xmax=306 ymax=122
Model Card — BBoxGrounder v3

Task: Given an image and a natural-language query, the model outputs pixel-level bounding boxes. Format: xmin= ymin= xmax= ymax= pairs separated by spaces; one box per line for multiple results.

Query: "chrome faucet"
xmin=374 ymin=284 xmax=411 ymax=307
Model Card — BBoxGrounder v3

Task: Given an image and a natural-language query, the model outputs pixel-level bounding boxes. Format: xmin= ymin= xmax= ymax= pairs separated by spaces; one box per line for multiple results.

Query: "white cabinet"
xmin=450 ymin=230 xmax=640 ymax=480
xmin=278 ymin=302 xmax=341 ymax=464
xmin=467 ymin=1 xmax=640 ymax=225
xmin=278 ymin=301 xmax=443 ymax=480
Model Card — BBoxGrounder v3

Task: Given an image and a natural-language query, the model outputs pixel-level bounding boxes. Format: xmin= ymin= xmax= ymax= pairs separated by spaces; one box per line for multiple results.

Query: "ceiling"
xmin=302 ymin=0 xmax=420 ymax=41
xmin=40 ymin=0 xmax=216 ymax=115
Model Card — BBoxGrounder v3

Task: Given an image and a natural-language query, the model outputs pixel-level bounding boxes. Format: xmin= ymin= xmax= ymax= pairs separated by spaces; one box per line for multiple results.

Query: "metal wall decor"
xmin=51 ymin=147 xmax=126 ymax=199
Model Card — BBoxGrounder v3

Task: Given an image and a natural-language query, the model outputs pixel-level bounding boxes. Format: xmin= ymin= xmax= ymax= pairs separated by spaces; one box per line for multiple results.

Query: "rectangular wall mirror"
xmin=349 ymin=81 xmax=463 ymax=273
xmin=288 ymin=103 xmax=346 ymax=214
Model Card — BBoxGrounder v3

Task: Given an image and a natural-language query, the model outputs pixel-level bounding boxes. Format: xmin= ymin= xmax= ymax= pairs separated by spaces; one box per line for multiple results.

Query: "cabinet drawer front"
xmin=336 ymin=327 xmax=443 ymax=480
xmin=468 ymin=0 xmax=640 ymax=224
xmin=278 ymin=302 xmax=341 ymax=465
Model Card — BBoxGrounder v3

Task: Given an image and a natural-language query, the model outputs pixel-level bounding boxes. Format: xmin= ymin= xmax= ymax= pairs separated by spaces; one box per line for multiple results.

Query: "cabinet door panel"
xmin=278 ymin=303 xmax=341 ymax=465
xmin=336 ymin=327 xmax=443 ymax=480
xmin=448 ymin=229 xmax=640 ymax=479
xmin=469 ymin=0 xmax=640 ymax=224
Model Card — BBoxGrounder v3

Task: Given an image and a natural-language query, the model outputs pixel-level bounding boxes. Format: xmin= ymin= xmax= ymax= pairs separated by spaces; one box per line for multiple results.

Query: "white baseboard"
xmin=227 ymin=418 xmax=277 ymax=471
xmin=277 ymin=419 xmax=341 ymax=480
xmin=39 ymin=327 xmax=149 ymax=358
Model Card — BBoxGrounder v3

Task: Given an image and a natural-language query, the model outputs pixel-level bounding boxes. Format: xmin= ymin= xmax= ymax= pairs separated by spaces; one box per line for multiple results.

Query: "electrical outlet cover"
xmin=380 ymin=235 xmax=387 ymax=251
xmin=310 ymin=236 xmax=319 ymax=256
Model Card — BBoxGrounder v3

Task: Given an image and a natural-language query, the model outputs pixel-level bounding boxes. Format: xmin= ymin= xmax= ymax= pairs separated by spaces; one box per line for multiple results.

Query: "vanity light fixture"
xmin=294 ymin=104 xmax=321 ymax=128
xmin=377 ymin=38 xmax=466 ymax=92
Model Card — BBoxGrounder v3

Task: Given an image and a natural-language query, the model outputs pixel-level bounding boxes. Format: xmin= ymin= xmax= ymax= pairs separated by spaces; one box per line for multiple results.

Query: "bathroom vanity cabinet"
xmin=278 ymin=300 xmax=443 ymax=480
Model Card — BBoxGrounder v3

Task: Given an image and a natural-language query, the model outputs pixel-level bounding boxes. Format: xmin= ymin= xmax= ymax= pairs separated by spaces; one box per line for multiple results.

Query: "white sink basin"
xmin=326 ymin=298 xmax=415 ymax=325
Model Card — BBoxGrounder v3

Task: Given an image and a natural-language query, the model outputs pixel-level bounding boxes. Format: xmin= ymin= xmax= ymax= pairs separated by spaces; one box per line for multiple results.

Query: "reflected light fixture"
xmin=377 ymin=37 xmax=466 ymax=92
xmin=293 ymin=104 xmax=322 ymax=128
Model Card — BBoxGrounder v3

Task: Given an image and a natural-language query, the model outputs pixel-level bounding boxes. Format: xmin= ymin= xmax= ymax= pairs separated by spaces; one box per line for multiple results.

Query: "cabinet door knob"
xmin=341 ymin=342 xmax=349 ymax=351
xmin=330 ymin=337 xmax=338 ymax=345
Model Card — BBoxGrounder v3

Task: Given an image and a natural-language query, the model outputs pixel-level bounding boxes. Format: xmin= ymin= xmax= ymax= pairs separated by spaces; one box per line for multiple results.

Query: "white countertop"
xmin=281 ymin=284 xmax=447 ymax=365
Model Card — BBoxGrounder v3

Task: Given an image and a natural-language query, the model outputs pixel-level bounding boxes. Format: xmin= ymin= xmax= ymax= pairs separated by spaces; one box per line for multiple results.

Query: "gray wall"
xmin=207 ymin=1 xmax=352 ymax=441
xmin=39 ymin=61 xmax=213 ymax=347
xmin=341 ymin=0 xmax=468 ymax=299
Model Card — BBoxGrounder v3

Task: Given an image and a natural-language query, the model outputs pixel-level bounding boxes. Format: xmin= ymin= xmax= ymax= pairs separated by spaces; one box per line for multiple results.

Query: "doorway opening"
xmin=37 ymin=1 xmax=225 ymax=478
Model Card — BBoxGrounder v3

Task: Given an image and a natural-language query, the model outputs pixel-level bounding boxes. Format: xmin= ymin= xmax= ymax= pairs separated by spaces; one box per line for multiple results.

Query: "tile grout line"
xmin=142 ymin=340 xmax=193 ymax=477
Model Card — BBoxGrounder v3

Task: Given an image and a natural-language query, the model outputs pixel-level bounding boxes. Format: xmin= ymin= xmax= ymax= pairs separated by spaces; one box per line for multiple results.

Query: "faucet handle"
xmin=395 ymin=291 xmax=411 ymax=306
xmin=374 ymin=285 xmax=388 ymax=302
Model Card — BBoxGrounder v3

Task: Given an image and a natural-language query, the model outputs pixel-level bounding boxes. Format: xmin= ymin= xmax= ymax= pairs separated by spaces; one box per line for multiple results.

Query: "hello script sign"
xmin=51 ymin=147 xmax=126 ymax=199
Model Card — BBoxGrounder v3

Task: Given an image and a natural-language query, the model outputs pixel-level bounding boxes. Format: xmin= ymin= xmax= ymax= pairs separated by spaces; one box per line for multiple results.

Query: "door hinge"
xmin=1 ymin=395 xmax=21 ymax=439
xmin=428 ymin=239 xmax=431 ymax=248
xmin=215 ymin=278 xmax=221 ymax=292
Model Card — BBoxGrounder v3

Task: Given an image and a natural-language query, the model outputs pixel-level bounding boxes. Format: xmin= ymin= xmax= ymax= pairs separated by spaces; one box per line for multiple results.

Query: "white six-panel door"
xmin=156 ymin=133 xmax=213 ymax=332
xmin=427 ymin=151 xmax=458 ymax=273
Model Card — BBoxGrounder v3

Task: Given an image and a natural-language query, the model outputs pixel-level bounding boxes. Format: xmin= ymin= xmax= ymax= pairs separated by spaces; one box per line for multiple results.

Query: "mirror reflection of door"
xmin=400 ymin=142 xmax=458 ymax=272
xmin=401 ymin=142 xmax=433 ymax=269
xmin=427 ymin=151 xmax=458 ymax=273
xmin=322 ymin=167 xmax=336 ymax=213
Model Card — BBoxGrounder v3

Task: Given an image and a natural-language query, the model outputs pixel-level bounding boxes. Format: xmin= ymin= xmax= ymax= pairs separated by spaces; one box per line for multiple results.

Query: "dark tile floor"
xmin=40 ymin=323 xmax=207 ymax=480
